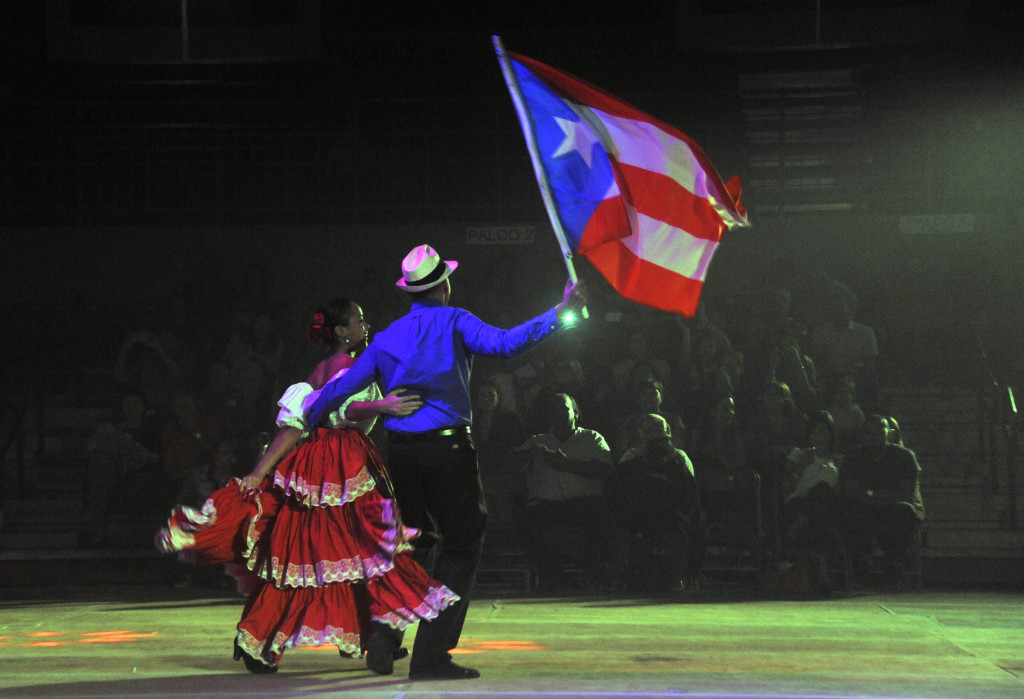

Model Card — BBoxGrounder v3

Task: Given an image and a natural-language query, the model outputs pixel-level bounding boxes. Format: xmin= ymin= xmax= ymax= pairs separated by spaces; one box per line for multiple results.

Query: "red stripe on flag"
xmin=578 ymin=197 xmax=631 ymax=254
xmin=620 ymin=164 xmax=727 ymax=243
xmin=583 ymin=236 xmax=706 ymax=317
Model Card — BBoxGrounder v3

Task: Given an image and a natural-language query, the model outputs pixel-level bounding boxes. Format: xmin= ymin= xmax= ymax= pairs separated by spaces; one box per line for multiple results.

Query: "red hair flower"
xmin=306 ymin=313 xmax=331 ymax=344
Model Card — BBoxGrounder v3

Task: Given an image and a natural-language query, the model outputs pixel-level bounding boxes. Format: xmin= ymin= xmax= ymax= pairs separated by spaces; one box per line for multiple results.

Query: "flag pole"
xmin=492 ymin=35 xmax=588 ymax=320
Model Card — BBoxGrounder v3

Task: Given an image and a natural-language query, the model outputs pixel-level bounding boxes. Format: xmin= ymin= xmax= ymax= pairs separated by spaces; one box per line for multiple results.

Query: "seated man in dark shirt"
xmin=509 ymin=392 xmax=614 ymax=591
xmin=838 ymin=415 xmax=925 ymax=583
xmin=609 ymin=413 xmax=702 ymax=591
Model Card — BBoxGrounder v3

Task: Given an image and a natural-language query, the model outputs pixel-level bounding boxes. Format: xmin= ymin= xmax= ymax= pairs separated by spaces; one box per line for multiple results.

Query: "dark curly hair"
xmin=305 ymin=298 xmax=354 ymax=347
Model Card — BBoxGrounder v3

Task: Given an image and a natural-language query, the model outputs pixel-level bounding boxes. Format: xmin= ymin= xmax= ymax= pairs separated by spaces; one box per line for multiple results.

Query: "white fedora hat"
xmin=396 ymin=244 xmax=459 ymax=292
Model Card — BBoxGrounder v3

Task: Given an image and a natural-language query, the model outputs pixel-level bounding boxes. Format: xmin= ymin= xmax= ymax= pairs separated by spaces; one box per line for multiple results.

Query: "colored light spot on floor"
xmin=476 ymin=641 xmax=547 ymax=650
xmin=450 ymin=638 xmax=548 ymax=654
xmin=27 ymin=641 xmax=64 ymax=647
xmin=296 ymin=644 xmax=340 ymax=652
xmin=81 ymin=631 xmax=135 ymax=636
xmin=76 ymin=631 xmax=159 ymax=643
xmin=78 ymin=637 xmax=145 ymax=643
xmin=27 ymin=632 xmax=62 ymax=637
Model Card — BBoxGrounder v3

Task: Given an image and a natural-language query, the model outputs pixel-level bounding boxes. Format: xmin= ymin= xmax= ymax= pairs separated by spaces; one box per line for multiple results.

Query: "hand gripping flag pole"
xmin=493 ymin=35 xmax=589 ymax=320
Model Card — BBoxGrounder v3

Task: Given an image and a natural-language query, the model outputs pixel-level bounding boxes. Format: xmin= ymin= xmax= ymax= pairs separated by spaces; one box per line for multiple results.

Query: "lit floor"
xmin=1 ymin=585 xmax=1021 ymax=699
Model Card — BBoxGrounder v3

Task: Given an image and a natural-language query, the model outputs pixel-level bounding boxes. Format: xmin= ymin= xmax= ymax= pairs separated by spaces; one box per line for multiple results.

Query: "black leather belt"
xmin=387 ymin=425 xmax=471 ymax=442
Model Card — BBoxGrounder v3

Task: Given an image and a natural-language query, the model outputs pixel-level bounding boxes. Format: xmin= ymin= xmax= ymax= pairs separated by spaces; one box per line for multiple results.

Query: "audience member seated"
xmin=158 ymin=290 xmax=205 ymax=385
xmin=689 ymin=393 xmax=763 ymax=541
xmin=827 ymin=374 xmax=866 ymax=454
xmin=742 ymin=380 xmax=807 ymax=543
xmin=611 ymin=328 xmax=672 ymax=396
xmin=81 ymin=393 xmax=162 ymax=548
xmin=677 ymin=318 xmax=742 ymax=429
xmin=677 ymin=303 xmax=742 ymax=375
xmin=775 ymin=327 xmax=819 ymax=414
xmin=507 ymin=351 xmax=548 ymax=426
xmin=778 ymin=410 xmax=842 ymax=590
xmin=197 ymin=359 xmax=252 ymax=444
xmin=113 ymin=330 xmax=187 ymax=413
xmin=221 ymin=311 xmax=284 ymax=427
xmin=169 ymin=437 xmax=241 ymax=590
xmin=535 ymin=332 xmax=597 ymax=424
xmin=176 ymin=439 xmax=238 ymax=509
xmin=613 ymin=377 xmax=687 ymax=463
xmin=838 ymin=415 xmax=926 ymax=586
xmin=510 ymin=392 xmax=614 ymax=591
xmin=232 ymin=261 xmax=283 ymax=328
xmin=470 ymin=362 xmax=519 ymax=412
xmin=737 ymin=286 xmax=803 ymax=406
xmin=155 ymin=391 xmax=222 ymax=535
xmin=808 ymin=291 xmax=879 ymax=409
xmin=886 ymin=415 xmax=907 ymax=448
xmin=608 ymin=414 xmax=703 ymax=592
xmin=472 ymin=378 xmax=529 ymax=542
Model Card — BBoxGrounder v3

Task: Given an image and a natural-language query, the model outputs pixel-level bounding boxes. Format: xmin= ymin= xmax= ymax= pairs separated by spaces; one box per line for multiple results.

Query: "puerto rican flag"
xmin=506 ymin=51 xmax=748 ymax=317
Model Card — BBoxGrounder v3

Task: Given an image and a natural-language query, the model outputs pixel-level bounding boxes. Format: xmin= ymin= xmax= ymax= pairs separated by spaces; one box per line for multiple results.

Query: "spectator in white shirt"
xmin=510 ymin=392 xmax=613 ymax=591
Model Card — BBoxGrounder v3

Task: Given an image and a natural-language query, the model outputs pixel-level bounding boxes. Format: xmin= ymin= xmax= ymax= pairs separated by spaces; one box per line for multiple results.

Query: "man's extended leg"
xmin=388 ymin=432 xmax=486 ymax=679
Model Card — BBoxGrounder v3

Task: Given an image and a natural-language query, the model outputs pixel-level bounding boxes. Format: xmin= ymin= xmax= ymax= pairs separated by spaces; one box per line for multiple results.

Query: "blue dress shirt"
xmin=306 ymin=298 xmax=563 ymax=433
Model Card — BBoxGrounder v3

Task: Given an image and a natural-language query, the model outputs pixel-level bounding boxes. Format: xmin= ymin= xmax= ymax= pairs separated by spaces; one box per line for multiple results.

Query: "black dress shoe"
xmin=365 ymin=632 xmax=398 ymax=675
xmin=356 ymin=646 xmax=408 ymax=661
xmin=408 ymin=661 xmax=480 ymax=680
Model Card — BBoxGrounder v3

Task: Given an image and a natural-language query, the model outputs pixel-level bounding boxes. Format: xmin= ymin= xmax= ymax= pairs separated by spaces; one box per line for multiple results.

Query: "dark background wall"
xmin=3 ymin=1 xmax=1022 ymax=386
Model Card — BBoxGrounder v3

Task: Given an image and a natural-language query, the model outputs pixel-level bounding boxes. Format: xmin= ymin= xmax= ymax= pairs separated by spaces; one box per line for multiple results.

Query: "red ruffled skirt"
xmin=156 ymin=427 xmax=458 ymax=668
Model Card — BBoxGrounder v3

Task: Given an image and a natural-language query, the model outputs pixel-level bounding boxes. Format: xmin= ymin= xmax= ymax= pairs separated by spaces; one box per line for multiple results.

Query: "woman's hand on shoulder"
xmin=379 ymin=388 xmax=423 ymax=417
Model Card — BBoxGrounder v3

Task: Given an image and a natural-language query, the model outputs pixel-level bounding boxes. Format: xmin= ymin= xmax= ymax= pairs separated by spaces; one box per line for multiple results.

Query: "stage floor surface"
xmin=1 ymin=585 xmax=1021 ymax=699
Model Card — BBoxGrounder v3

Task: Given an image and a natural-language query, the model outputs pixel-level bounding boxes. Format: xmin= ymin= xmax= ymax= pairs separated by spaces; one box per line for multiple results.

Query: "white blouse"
xmin=275 ymin=367 xmax=382 ymax=434
xmin=785 ymin=446 xmax=839 ymax=504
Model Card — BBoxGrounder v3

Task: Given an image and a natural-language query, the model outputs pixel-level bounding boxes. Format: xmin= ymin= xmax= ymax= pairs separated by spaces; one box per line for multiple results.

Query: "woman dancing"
xmin=157 ymin=298 xmax=458 ymax=675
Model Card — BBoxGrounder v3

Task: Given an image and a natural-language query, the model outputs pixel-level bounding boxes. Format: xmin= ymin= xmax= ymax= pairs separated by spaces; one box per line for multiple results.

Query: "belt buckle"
xmin=436 ymin=426 xmax=469 ymax=438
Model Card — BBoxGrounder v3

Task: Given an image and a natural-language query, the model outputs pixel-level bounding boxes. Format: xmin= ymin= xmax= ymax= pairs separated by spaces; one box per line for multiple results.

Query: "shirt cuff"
xmin=549 ymin=306 xmax=570 ymax=330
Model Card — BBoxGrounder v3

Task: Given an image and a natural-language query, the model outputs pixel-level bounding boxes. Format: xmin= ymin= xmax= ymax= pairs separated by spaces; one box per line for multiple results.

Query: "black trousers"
xmin=841 ymin=498 xmax=920 ymax=564
xmin=384 ymin=431 xmax=487 ymax=668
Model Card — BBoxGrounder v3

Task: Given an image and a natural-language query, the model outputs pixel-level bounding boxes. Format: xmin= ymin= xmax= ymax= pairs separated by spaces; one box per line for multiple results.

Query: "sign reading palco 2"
xmin=466 ymin=226 xmax=536 ymax=245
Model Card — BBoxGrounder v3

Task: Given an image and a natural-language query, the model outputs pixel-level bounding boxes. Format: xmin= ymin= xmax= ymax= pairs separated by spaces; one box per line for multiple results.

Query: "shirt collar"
xmin=412 ymin=297 xmax=446 ymax=311
xmin=548 ymin=426 xmax=580 ymax=442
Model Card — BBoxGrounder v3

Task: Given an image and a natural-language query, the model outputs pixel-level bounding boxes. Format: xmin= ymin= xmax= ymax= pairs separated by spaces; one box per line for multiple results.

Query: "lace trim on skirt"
xmin=273 ymin=464 xmax=376 ymax=508
xmin=261 ymin=551 xmax=397 ymax=588
xmin=236 ymin=624 xmax=363 ymax=664
xmin=371 ymin=585 xmax=462 ymax=630
xmin=155 ymin=499 xmax=216 ymax=557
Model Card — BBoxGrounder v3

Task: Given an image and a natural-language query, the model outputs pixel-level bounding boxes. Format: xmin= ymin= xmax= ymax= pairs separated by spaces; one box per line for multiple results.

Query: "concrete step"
xmin=10 ymin=405 xmax=112 ymax=469
xmin=920 ymin=485 xmax=1018 ymax=522
xmin=2 ymin=497 xmax=85 ymax=524
xmin=4 ymin=468 xmax=88 ymax=494
xmin=922 ymin=523 xmax=1024 ymax=558
xmin=0 ymin=530 xmax=81 ymax=550
xmin=34 ymin=465 xmax=89 ymax=483
xmin=0 ymin=548 xmax=172 ymax=586
xmin=477 ymin=550 xmax=532 ymax=595
xmin=39 ymin=405 xmax=111 ymax=429
xmin=0 ymin=546 xmax=161 ymax=562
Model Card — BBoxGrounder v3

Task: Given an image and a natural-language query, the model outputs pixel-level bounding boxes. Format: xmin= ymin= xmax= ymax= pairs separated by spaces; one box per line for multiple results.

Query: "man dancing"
xmin=306 ymin=243 xmax=587 ymax=680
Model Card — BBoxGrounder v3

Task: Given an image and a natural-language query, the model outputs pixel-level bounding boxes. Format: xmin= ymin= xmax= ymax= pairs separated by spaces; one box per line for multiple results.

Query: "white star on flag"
xmin=551 ymin=116 xmax=599 ymax=168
